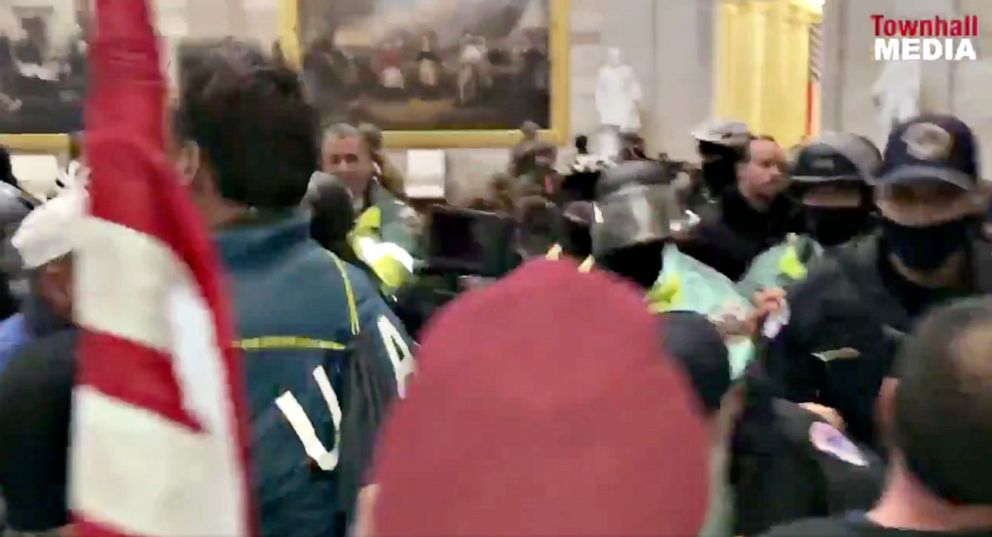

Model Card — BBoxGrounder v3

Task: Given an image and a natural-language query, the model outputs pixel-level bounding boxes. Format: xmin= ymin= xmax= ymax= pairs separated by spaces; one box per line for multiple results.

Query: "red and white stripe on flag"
xmin=69 ymin=1 xmax=254 ymax=536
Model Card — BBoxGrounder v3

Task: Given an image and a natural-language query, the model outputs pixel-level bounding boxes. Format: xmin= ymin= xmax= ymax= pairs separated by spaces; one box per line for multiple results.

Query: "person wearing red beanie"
xmin=364 ymin=259 xmax=709 ymax=537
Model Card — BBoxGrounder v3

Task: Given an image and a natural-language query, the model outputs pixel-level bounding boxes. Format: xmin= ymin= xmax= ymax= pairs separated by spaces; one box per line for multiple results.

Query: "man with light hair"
xmin=321 ymin=123 xmax=419 ymax=291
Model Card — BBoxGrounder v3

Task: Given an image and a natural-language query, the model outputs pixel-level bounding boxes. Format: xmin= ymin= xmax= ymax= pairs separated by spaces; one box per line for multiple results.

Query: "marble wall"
xmin=821 ymin=0 xmax=992 ymax=172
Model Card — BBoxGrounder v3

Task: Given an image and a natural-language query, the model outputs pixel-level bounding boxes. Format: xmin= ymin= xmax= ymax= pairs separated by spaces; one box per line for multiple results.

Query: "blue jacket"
xmin=215 ymin=212 xmax=414 ymax=537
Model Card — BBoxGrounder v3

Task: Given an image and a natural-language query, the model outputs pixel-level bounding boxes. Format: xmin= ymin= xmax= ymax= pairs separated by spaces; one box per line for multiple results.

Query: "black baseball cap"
xmin=657 ymin=311 xmax=731 ymax=415
xmin=790 ymin=132 xmax=882 ymax=184
xmin=875 ymin=114 xmax=981 ymax=190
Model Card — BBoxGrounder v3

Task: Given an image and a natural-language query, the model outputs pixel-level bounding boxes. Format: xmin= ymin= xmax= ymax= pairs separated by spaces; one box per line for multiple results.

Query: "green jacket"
xmin=646 ymin=243 xmax=756 ymax=378
xmin=361 ymin=181 xmax=419 ymax=253
xmin=737 ymin=234 xmax=824 ymax=298
xmin=352 ymin=182 xmax=420 ymax=293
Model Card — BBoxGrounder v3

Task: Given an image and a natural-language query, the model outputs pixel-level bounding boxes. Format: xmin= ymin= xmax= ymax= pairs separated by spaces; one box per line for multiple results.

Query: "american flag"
xmin=809 ymin=21 xmax=823 ymax=82
xmin=69 ymin=1 xmax=254 ymax=536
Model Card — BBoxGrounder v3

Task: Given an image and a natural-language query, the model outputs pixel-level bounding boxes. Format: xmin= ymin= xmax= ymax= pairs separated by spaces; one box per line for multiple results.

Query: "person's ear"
xmin=176 ymin=141 xmax=201 ymax=187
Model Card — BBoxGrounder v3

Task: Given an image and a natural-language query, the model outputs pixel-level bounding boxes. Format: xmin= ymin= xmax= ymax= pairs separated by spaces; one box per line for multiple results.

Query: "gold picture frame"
xmin=278 ymin=0 xmax=570 ymax=148
xmin=0 ymin=133 xmax=69 ymax=154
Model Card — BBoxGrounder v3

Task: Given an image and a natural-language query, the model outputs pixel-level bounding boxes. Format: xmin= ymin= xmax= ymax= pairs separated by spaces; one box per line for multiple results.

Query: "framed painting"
xmin=0 ymin=0 xmax=88 ymax=153
xmin=278 ymin=0 xmax=570 ymax=148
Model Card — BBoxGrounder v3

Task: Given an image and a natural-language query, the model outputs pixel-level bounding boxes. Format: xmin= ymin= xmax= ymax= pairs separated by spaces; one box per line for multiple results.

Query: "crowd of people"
xmin=0 ymin=6 xmax=989 ymax=537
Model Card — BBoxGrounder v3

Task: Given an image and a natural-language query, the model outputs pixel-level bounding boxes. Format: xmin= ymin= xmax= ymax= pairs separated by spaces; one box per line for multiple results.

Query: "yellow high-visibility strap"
xmin=328 ymin=253 xmax=361 ymax=335
xmin=235 ymin=336 xmax=347 ymax=351
xmin=778 ymin=242 xmax=808 ymax=281
xmin=645 ymin=273 xmax=682 ymax=313
xmin=578 ymin=256 xmax=595 ymax=273
xmin=547 ymin=245 xmax=594 ymax=273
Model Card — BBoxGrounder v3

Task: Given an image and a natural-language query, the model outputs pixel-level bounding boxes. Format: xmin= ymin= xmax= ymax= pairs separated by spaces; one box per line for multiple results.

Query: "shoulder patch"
xmin=809 ymin=421 xmax=869 ymax=467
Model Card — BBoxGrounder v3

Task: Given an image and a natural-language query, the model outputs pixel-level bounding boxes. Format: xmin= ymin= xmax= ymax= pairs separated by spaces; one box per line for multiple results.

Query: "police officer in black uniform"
xmin=738 ymin=133 xmax=884 ymax=297
xmin=679 ymin=134 xmax=798 ymax=281
xmin=593 ymin=160 xmax=679 ymax=289
xmin=789 ymin=133 xmax=881 ymax=248
xmin=657 ymin=313 xmax=884 ymax=537
xmin=764 ymin=114 xmax=992 ymax=449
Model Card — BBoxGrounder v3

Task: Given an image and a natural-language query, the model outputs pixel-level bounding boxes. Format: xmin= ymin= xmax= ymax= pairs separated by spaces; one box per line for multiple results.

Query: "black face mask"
xmin=804 ymin=206 xmax=872 ymax=247
xmin=881 ymin=217 xmax=971 ymax=272
xmin=598 ymin=241 xmax=666 ymax=290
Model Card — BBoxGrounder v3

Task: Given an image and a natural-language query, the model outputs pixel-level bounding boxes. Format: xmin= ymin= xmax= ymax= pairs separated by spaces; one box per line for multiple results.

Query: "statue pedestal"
xmin=598 ymin=126 xmax=622 ymax=160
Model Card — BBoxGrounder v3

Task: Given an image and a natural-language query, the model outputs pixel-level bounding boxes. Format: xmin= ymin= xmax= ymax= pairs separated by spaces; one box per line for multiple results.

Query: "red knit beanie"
xmin=372 ymin=260 xmax=709 ymax=537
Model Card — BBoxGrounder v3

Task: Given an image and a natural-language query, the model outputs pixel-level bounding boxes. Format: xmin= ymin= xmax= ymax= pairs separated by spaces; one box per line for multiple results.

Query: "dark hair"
xmin=515 ymin=196 xmax=558 ymax=257
xmin=575 ymin=135 xmax=589 ymax=155
xmin=657 ymin=312 xmax=731 ymax=415
xmin=893 ymin=298 xmax=992 ymax=505
xmin=176 ymin=40 xmax=318 ymax=209
xmin=358 ymin=123 xmax=384 ymax=152
xmin=559 ymin=201 xmax=593 ymax=258
xmin=741 ymin=134 xmax=778 ymax=163
xmin=0 ymin=146 xmax=15 ymax=187
xmin=308 ymin=178 xmax=356 ymax=253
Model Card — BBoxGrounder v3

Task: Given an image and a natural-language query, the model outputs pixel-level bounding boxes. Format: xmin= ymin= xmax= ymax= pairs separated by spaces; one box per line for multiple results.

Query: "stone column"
xmin=652 ymin=0 xmax=716 ymax=160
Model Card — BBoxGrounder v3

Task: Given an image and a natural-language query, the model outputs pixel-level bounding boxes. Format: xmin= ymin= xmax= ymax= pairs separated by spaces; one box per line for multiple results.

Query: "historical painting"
xmin=283 ymin=0 xmax=569 ymax=147
xmin=0 ymin=0 xmax=88 ymax=151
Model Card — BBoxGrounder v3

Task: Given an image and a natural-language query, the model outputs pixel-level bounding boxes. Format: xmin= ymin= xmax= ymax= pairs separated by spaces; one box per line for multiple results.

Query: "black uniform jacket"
xmin=764 ymin=231 xmax=992 ymax=447
xmin=733 ymin=398 xmax=885 ymax=536
xmin=678 ymin=186 xmax=798 ymax=281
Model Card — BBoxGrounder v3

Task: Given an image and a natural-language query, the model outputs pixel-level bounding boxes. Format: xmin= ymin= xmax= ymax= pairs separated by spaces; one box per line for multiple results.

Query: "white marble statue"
xmin=596 ymin=48 xmax=643 ymax=158
xmin=871 ymin=60 xmax=922 ymax=136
